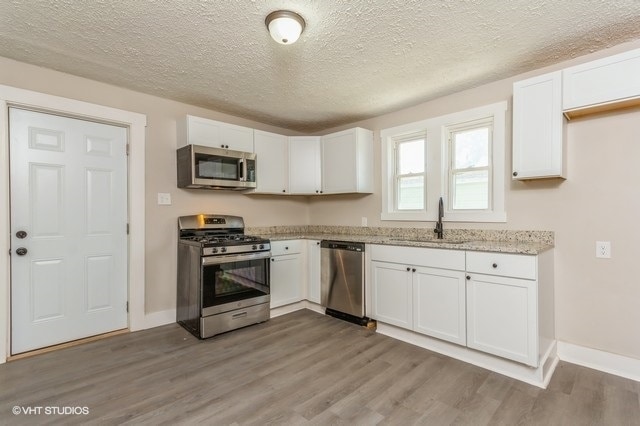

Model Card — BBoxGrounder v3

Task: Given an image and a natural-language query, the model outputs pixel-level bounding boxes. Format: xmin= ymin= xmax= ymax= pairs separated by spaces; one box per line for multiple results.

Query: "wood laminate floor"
xmin=1 ymin=309 xmax=639 ymax=425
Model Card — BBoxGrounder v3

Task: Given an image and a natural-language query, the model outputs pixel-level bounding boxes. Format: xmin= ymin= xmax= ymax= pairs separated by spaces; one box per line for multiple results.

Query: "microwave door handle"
xmin=239 ymin=158 xmax=247 ymax=182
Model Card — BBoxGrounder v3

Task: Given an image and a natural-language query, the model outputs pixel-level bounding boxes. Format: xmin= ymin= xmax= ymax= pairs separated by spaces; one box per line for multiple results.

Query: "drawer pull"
xmin=492 ymin=263 xmax=498 ymax=268
xmin=412 ymin=268 xmax=416 ymax=272
xmin=232 ymin=311 xmax=248 ymax=319
xmin=466 ymin=275 xmax=471 ymax=280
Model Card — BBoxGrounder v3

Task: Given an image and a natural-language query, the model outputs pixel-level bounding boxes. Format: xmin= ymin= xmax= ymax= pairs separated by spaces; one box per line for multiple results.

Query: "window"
xmin=394 ymin=133 xmax=426 ymax=211
xmin=448 ymin=120 xmax=492 ymax=211
xmin=381 ymin=101 xmax=506 ymax=222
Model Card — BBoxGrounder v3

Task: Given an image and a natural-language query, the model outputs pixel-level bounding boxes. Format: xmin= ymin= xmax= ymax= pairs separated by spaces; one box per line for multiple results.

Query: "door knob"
xmin=16 ymin=247 xmax=28 ymax=256
xmin=16 ymin=230 xmax=27 ymax=239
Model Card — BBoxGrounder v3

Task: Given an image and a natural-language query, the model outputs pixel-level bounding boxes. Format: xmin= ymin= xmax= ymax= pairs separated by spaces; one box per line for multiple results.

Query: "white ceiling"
xmin=1 ymin=1 xmax=640 ymax=132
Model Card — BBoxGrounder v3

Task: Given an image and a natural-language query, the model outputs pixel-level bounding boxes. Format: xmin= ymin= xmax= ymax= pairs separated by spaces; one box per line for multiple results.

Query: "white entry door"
xmin=9 ymin=108 xmax=128 ymax=354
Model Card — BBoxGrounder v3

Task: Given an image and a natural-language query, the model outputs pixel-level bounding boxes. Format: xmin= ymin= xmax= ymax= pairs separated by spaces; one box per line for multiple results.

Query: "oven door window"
xmin=194 ymin=153 xmax=240 ymax=181
xmin=202 ymin=258 xmax=269 ymax=308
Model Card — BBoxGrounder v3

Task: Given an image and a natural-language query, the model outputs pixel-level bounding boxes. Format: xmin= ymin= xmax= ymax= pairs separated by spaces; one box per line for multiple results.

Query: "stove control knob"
xmin=252 ymin=245 xmax=257 ymax=250
xmin=259 ymin=244 xmax=265 ymax=249
xmin=220 ymin=247 xmax=227 ymax=253
xmin=211 ymin=248 xmax=218 ymax=254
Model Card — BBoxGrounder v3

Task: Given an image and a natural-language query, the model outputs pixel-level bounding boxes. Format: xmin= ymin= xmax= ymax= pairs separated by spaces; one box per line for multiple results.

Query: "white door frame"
xmin=0 ymin=85 xmax=147 ymax=363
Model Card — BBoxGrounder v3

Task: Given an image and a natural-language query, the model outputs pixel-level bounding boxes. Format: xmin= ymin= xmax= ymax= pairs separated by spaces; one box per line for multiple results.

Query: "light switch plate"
xmin=157 ymin=192 xmax=172 ymax=205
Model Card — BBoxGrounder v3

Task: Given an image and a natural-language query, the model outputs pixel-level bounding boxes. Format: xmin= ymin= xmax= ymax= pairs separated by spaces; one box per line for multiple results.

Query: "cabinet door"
xmin=563 ymin=47 xmax=640 ymax=113
xmin=289 ymin=136 xmax=322 ymax=195
xmin=183 ymin=115 xmax=254 ymax=152
xmin=512 ymin=71 xmax=566 ymax=180
xmin=270 ymin=254 xmax=303 ymax=308
xmin=321 ymin=128 xmax=373 ymax=194
xmin=370 ymin=261 xmax=412 ymax=329
xmin=413 ymin=267 xmax=466 ymax=345
xmin=466 ymin=274 xmax=538 ymax=366
xmin=253 ymin=130 xmax=289 ymax=194
xmin=307 ymin=240 xmax=322 ymax=304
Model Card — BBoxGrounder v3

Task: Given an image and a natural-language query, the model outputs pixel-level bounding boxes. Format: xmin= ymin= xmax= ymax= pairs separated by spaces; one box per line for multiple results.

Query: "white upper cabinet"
xmin=253 ymin=130 xmax=289 ymax=194
xmin=563 ymin=47 xmax=640 ymax=118
xmin=321 ymin=127 xmax=373 ymax=194
xmin=512 ymin=71 xmax=566 ymax=180
xmin=179 ymin=115 xmax=254 ymax=152
xmin=289 ymin=136 xmax=322 ymax=195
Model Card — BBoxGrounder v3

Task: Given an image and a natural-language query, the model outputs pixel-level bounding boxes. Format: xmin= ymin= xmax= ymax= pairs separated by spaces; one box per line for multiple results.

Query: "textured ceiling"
xmin=1 ymin=1 xmax=640 ymax=132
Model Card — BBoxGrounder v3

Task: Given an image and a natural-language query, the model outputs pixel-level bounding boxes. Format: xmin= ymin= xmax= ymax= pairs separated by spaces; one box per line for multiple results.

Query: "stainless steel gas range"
xmin=177 ymin=215 xmax=271 ymax=338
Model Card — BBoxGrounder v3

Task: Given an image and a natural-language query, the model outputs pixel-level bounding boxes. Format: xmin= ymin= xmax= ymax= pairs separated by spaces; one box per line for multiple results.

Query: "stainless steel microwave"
xmin=177 ymin=144 xmax=257 ymax=190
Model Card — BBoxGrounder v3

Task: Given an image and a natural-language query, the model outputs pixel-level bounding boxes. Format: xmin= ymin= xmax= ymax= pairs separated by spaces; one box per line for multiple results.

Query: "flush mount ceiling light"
xmin=265 ymin=10 xmax=305 ymax=45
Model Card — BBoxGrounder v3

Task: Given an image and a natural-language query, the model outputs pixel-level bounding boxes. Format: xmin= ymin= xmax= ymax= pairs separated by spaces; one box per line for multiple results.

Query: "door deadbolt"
xmin=15 ymin=247 xmax=28 ymax=256
xmin=16 ymin=230 xmax=27 ymax=239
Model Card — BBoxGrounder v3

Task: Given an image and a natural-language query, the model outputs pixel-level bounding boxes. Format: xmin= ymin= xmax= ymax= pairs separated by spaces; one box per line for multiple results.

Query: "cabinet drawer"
xmin=466 ymin=252 xmax=536 ymax=280
xmin=370 ymin=244 xmax=465 ymax=271
xmin=270 ymin=240 xmax=302 ymax=256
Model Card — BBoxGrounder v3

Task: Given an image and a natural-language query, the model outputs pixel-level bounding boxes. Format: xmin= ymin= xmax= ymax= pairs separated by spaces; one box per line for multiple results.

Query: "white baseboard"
xmin=557 ymin=341 xmax=640 ymax=382
xmin=270 ymin=301 xmax=306 ymax=318
xmin=271 ymin=301 xmax=326 ymax=318
xmin=141 ymin=308 xmax=176 ymax=329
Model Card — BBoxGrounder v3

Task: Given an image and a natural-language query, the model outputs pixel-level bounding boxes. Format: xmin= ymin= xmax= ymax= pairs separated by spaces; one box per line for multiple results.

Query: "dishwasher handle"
xmin=320 ymin=240 xmax=365 ymax=252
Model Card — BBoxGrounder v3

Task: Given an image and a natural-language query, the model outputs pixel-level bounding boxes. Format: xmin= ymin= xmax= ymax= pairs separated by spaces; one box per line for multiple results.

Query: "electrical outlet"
xmin=596 ymin=241 xmax=611 ymax=259
xmin=157 ymin=192 xmax=172 ymax=205
xmin=361 ymin=217 xmax=368 ymax=227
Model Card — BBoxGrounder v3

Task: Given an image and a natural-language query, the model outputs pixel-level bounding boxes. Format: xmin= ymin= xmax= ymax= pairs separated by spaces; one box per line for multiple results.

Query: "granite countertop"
xmin=258 ymin=233 xmax=553 ymax=255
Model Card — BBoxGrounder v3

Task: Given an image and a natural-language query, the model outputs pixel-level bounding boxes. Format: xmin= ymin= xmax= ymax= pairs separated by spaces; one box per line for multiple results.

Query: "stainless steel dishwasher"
xmin=321 ymin=240 xmax=368 ymax=325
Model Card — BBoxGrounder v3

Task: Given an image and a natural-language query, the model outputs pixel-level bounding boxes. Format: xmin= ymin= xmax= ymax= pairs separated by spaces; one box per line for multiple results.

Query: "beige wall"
xmin=310 ymin=39 xmax=640 ymax=360
xmin=0 ymin=56 xmax=310 ymax=314
xmin=2 ymin=37 xmax=640 ymax=361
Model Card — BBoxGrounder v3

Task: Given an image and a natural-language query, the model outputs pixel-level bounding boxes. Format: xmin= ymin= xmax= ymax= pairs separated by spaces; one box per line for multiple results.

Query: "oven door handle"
xmin=202 ymin=251 xmax=271 ymax=266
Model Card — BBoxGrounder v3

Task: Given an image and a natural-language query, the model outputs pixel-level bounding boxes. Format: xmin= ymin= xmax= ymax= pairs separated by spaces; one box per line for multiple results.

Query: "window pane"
xmin=398 ymin=139 xmax=424 ymax=174
xmin=453 ymin=170 xmax=488 ymax=210
xmin=397 ymin=176 xmax=424 ymax=210
xmin=454 ymin=128 xmax=489 ymax=169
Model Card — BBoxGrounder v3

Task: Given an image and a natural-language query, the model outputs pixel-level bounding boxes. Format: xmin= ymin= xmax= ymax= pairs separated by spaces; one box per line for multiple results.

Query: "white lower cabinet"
xmin=413 ymin=267 xmax=466 ymax=346
xmin=465 ymin=251 xmax=552 ymax=368
xmin=270 ymin=241 xmax=303 ymax=308
xmin=306 ymin=240 xmax=321 ymax=304
xmin=466 ymin=273 xmax=537 ymax=366
xmin=370 ymin=261 xmax=413 ymax=329
xmin=369 ymin=245 xmax=554 ymax=369
xmin=369 ymin=245 xmax=466 ymax=345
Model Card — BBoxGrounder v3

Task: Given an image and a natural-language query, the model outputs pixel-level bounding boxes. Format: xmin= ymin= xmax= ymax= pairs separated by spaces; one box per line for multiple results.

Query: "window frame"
xmin=393 ymin=132 xmax=427 ymax=212
xmin=446 ymin=118 xmax=493 ymax=212
xmin=381 ymin=101 xmax=507 ymax=223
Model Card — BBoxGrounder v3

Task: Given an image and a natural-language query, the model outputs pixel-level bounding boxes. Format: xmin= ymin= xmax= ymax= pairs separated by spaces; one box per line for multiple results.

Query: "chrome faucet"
xmin=434 ymin=197 xmax=444 ymax=239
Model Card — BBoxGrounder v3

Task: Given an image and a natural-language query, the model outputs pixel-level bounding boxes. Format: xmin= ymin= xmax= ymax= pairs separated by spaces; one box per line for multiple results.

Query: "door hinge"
xmin=126 ymin=301 xmax=129 ymax=313
xmin=126 ymin=144 xmax=130 ymax=156
xmin=126 ymin=223 xmax=129 ymax=234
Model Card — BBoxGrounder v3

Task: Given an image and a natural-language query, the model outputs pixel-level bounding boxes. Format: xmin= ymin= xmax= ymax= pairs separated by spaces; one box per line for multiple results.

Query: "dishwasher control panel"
xmin=321 ymin=240 xmax=365 ymax=252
